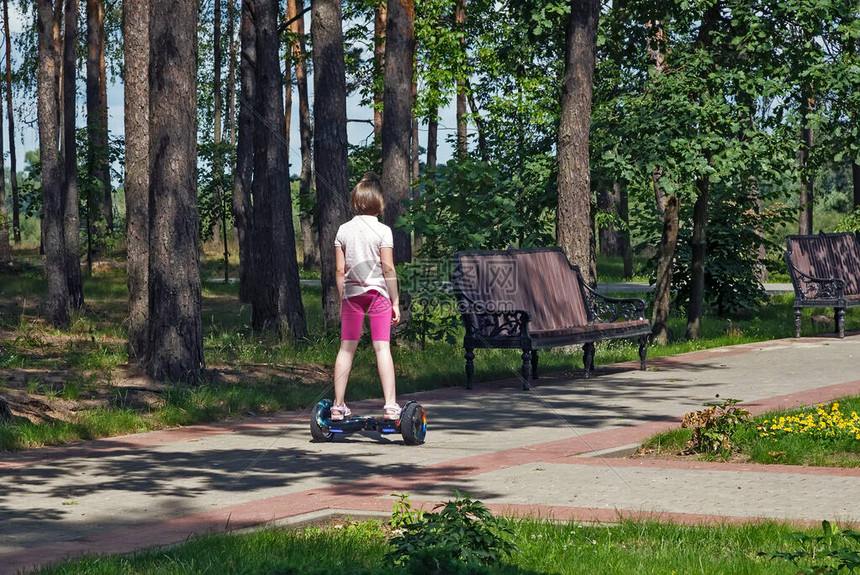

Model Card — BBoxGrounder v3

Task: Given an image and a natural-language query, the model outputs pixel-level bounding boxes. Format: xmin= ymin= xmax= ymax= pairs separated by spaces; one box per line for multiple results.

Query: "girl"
xmin=331 ymin=172 xmax=401 ymax=422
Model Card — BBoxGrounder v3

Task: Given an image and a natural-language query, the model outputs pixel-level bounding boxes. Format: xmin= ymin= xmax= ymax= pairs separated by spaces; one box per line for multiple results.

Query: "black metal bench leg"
xmin=794 ymin=308 xmax=802 ymax=338
xmin=836 ymin=308 xmax=845 ymax=338
xmin=583 ymin=342 xmax=595 ymax=379
xmin=531 ymin=350 xmax=539 ymax=379
xmin=521 ymin=349 xmax=532 ymax=390
xmin=465 ymin=348 xmax=475 ymax=390
xmin=638 ymin=335 xmax=648 ymax=370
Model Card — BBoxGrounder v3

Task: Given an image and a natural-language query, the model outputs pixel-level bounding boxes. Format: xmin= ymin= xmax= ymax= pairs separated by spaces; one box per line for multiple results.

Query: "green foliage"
xmin=403 ymin=157 xmax=554 ymax=259
xmin=197 ymin=140 xmax=235 ymax=243
xmin=836 ymin=207 xmax=860 ymax=233
xmin=681 ymin=397 xmax=750 ymax=457
xmin=387 ymin=491 xmax=518 ymax=574
xmin=762 ymin=520 xmax=860 ymax=574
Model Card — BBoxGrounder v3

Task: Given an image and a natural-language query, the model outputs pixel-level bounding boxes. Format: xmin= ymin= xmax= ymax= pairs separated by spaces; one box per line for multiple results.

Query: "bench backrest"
xmin=452 ymin=248 xmax=589 ymax=332
xmin=785 ymin=232 xmax=860 ymax=294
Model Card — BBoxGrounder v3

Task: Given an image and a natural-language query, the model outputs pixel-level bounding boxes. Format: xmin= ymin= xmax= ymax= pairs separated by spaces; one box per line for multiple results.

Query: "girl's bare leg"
xmin=333 ymin=340 xmax=359 ymax=406
xmin=373 ymin=340 xmax=396 ymax=406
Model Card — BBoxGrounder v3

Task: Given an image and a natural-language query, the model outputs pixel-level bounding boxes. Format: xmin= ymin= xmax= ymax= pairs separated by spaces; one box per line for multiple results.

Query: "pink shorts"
xmin=341 ymin=290 xmax=392 ymax=342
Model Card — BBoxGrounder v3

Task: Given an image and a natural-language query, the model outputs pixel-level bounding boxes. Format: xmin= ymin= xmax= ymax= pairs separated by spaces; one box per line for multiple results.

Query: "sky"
xmin=5 ymin=5 xmax=459 ymax=183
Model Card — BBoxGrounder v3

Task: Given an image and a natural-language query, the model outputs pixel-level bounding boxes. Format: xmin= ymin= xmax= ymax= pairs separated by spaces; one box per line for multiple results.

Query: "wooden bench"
xmin=785 ymin=232 xmax=860 ymax=338
xmin=451 ymin=248 xmax=651 ymax=389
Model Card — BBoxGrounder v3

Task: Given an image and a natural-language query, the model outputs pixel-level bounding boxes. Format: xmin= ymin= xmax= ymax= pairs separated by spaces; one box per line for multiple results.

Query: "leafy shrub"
xmin=762 ymin=520 xmax=860 ymax=574
xmin=681 ymin=397 xmax=750 ymax=456
xmin=387 ymin=492 xmax=518 ymax=574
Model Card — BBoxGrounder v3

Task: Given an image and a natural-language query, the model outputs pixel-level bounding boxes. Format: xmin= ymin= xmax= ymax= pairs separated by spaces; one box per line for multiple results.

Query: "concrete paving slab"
xmin=2 ymin=335 xmax=860 ymax=573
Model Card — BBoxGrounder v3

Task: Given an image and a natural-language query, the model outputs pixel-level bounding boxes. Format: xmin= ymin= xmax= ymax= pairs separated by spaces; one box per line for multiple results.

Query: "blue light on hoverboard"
xmin=330 ymin=428 xmax=343 ymax=433
xmin=381 ymin=428 xmax=395 ymax=433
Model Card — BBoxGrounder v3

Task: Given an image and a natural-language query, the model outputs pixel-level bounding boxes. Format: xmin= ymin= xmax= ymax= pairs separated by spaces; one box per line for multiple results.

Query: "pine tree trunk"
xmin=373 ymin=2 xmax=386 ymax=143
xmin=0 ymin=59 xmax=8 ymax=269
xmin=147 ymin=0 xmax=204 ymax=381
xmin=798 ymin=91 xmax=814 ymax=235
xmin=249 ymin=0 xmax=306 ymax=338
xmin=556 ymin=0 xmax=598 ymax=286
xmin=651 ymin=193 xmax=680 ymax=344
xmin=381 ymin=0 xmax=414 ymax=265
xmin=234 ymin=0 xmax=255 ymax=304
xmin=86 ymin=0 xmax=111 ymax=245
xmin=228 ymin=0 xmax=236 ymax=147
xmin=62 ymin=0 xmax=83 ymax=309
xmin=124 ymin=0 xmax=149 ymax=365
xmin=292 ymin=0 xmax=316 ymax=272
xmin=455 ymin=0 xmax=466 ymax=158
xmin=38 ymin=0 xmax=70 ymax=328
xmin=312 ymin=0 xmax=350 ymax=329
xmin=3 ymin=0 xmax=19 ymax=245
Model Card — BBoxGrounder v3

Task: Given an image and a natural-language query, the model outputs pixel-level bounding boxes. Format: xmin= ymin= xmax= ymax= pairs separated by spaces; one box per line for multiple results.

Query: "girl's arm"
xmin=380 ymin=247 xmax=401 ymax=324
xmin=335 ymin=246 xmax=346 ymax=301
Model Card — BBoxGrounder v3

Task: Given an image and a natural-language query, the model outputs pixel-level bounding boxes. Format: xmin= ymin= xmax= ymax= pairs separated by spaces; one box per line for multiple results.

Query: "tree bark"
xmin=38 ymin=0 xmax=70 ymax=328
xmin=234 ymin=0 xmax=255 ymax=304
xmin=381 ymin=0 xmax=414 ymax=265
xmin=86 ymin=0 xmax=111 ymax=245
xmin=124 ymin=0 xmax=149 ymax=365
xmin=556 ymin=0 xmax=598 ymax=286
xmin=597 ymin=187 xmax=620 ymax=256
xmin=651 ymin=193 xmax=679 ymax=344
xmin=373 ymin=1 xmax=386 ymax=143
xmin=148 ymin=0 xmax=204 ymax=381
xmin=292 ymin=0 xmax=316 ymax=272
xmin=686 ymin=175 xmax=708 ymax=339
xmin=312 ymin=0 xmax=351 ymax=328
xmin=250 ymin=0 xmax=307 ymax=338
xmin=3 ymin=0 xmax=19 ymax=245
xmin=0 ymin=54 xmax=8 ymax=269
xmin=618 ymin=182 xmax=633 ymax=279
xmin=62 ymin=0 xmax=83 ymax=309
xmin=853 ymin=159 xmax=860 ymax=210
xmin=454 ymin=0 xmax=466 ymax=157
xmin=798 ymin=90 xmax=814 ymax=235
xmin=228 ymin=0 xmax=237 ymax=147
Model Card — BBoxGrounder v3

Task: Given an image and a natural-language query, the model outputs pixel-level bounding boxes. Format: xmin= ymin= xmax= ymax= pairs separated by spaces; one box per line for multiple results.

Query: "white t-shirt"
xmin=334 ymin=215 xmax=394 ymax=300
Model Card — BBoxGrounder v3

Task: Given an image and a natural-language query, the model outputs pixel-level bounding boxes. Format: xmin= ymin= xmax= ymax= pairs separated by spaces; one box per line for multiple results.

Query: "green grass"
xmin=595 ymin=255 xmax=650 ymax=282
xmin=31 ymin=517 xmax=828 ymax=574
xmin=639 ymin=395 xmax=860 ymax=467
xmin=3 ymin=245 xmax=860 ymax=452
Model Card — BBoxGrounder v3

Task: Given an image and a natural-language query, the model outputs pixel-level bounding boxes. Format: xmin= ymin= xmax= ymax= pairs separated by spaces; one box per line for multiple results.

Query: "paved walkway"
xmin=2 ymin=335 xmax=860 ymax=574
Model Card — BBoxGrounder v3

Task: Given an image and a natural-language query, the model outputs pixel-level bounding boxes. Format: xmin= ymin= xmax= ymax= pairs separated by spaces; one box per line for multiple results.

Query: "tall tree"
xmin=798 ymin=90 xmax=814 ymax=235
xmin=249 ymin=0 xmax=307 ymax=338
xmin=228 ymin=0 xmax=237 ymax=147
xmin=454 ymin=0 xmax=466 ymax=157
xmin=0 ymin=66 xmax=8 ymax=269
xmin=290 ymin=0 xmax=316 ymax=271
xmin=61 ymin=0 xmax=83 ymax=308
xmin=38 ymin=0 xmax=70 ymax=328
xmin=124 ymin=0 xmax=149 ymax=364
xmin=556 ymin=0 xmax=599 ymax=286
xmin=373 ymin=1 xmax=386 ymax=142
xmin=86 ymin=0 xmax=111 ymax=243
xmin=3 ymin=0 xmax=19 ymax=245
xmin=311 ymin=0 xmax=350 ymax=328
xmin=234 ymin=0 xmax=255 ymax=304
xmin=148 ymin=0 xmax=204 ymax=380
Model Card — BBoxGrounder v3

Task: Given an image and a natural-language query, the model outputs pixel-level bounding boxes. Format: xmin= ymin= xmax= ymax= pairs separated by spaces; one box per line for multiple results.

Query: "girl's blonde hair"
xmin=351 ymin=172 xmax=385 ymax=216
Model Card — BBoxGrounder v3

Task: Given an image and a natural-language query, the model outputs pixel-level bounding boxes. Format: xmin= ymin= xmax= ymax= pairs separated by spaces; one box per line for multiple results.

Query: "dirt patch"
xmin=629 ymin=445 xmax=753 ymax=464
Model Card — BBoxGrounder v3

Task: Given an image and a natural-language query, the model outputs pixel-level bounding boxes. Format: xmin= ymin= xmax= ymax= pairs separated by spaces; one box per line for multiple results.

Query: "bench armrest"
xmin=580 ymin=283 xmax=647 ymax=323
xmin=461 ymin=308 xmax=532 ymax=339
xmin=788 ymin=265 xmax=846 ymax=301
